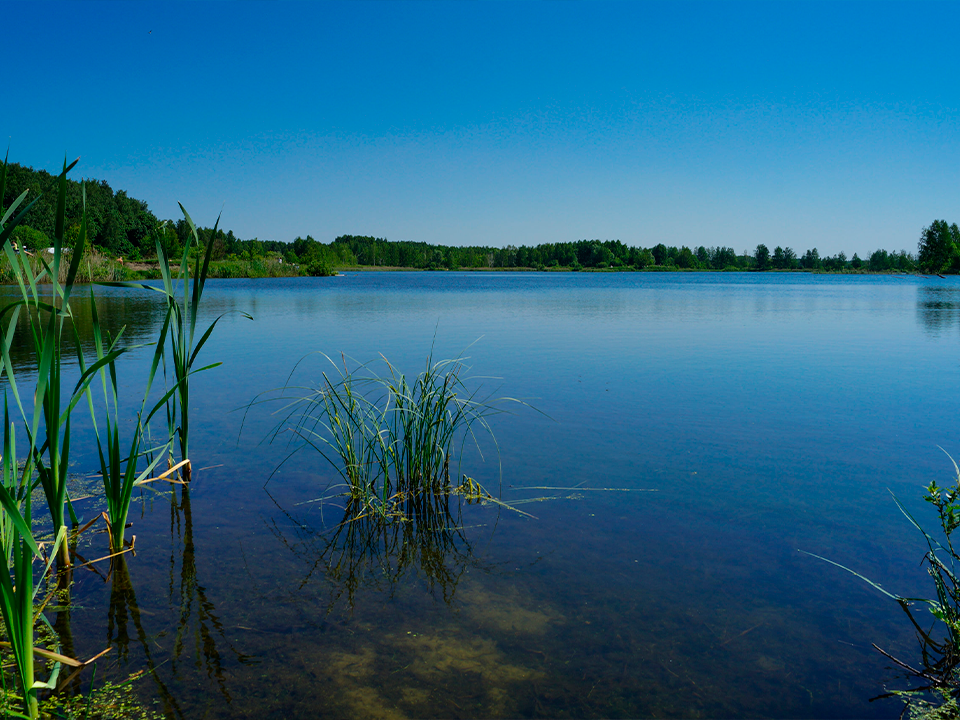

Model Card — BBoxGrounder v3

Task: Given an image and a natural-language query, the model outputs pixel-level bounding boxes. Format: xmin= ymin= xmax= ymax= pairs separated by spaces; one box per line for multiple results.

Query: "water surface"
xmin=10 ymin=271 xmax=960 ymax=718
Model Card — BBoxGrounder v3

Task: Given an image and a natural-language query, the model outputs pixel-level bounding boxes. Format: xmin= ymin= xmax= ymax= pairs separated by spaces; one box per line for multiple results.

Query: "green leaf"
xmin=53 ymin=156 xmax=78 ymax=244
xmin=61 ymin=184 xmax=88 ymax=305
xmin=0 ymin=188 xmax=30 ymax=228
xmin=0 ymin=484 xmax=39 ymax=556
xmin=0 ymin=193 xmax=42 ymax=247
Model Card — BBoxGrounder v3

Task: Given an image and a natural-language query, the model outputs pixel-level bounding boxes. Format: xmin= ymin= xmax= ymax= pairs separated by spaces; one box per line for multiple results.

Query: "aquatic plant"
xmin=263 ymin=351 xmax=516 ymax=519
xmin=0 ymin=155 xmax=122 ymax=716
xmin=0 ymin=153 xmax=236 ymax=715
xmin=79 ymin=288 xmax=176 ymax=553
xmin=806 ymin=450 xmax=960 ymax=718
xmin=0 ymin=157 xmax=120 ymax=563
xmin=151 ymin=209 xmax=216 ymax=472
xmin=117 ymin=208 xmax=248 ymax=476
xmin=1 ymin=665 xmax=166 ymax=720
xmin=0 ymin=401 xmax=68 ymax=719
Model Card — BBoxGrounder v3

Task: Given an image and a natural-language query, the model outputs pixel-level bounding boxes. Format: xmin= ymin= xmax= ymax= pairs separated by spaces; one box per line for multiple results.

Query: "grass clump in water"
xmin=263 ymin=351 xmax=518 ymax=520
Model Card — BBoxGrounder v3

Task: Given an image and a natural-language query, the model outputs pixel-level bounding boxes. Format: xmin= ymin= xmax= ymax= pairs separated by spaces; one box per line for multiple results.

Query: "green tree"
xmin=868 ymin=249 xmax=889 ymax=271
xmin=755 ymin=244 xmax=770 ymax=270
xmin=676 ymin=246 xmax=696 ymax=268
xmin=895 ymin=250 xmax=916 ymax=271
xmin=627 ymin=247 xmax=650 ymax=268
xmin=918 ymin=220 xmax=959 ymax=273
xmin=800 ymin=248 xmax=821 ymax=270
xmin=9 ymin=225 xmax=48 ymax=252
xmin=652 ymin=243 xmax=667 ymax=266
xmin=712 ymin=246 xmax=738 ymax=269
xmin=782 ymin=247 xmax=797 ymax=269
xmin=772 ymin=246 xmax=785 ymax=269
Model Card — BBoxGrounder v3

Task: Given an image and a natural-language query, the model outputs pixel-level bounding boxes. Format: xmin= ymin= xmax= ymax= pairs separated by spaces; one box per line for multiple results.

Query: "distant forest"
xmin=2 ymin=160 xmax=955 ymax=273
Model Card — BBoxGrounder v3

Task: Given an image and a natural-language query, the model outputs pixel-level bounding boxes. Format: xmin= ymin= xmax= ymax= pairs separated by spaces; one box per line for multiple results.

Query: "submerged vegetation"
xmin=265 ymin=477 xmax=488 ymax=612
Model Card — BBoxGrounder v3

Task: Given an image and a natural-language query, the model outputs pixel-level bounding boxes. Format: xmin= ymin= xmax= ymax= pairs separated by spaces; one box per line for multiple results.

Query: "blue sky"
xmin=4 ymin=0 xmax=958 ymax=256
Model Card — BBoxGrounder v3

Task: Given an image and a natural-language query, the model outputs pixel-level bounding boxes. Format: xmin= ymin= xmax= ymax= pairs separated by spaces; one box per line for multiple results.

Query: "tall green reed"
xmin=0 ymin=153 xmax=234 ymax=714
xmin=0 ymin=157 xmax=118 ymax=563
xmin=0 ymin=401 xmax=67 ymax=719
xmin=117 ymin=207 xmax=248 ymax=477
xmin=0 ymin=155 xmax=132 ymax=716
xmin=78 ymin=288 xmax=176 ymax=553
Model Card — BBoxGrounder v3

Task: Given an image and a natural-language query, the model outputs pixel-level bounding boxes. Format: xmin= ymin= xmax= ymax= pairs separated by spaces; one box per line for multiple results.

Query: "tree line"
xmin=1 ymin=159 xmax=952 ymax=273
xmin=327 ymin=236 xmax=923 ymax=272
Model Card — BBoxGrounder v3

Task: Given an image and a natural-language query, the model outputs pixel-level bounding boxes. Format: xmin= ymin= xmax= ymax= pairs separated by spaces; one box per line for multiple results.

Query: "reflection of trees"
xmin=916 ymin=285 xmax=960 ymax=336
xmin=266 ymin=487 xmax=495 ymax=612
xmin=0 ymin=289 xmax=164 ymax=378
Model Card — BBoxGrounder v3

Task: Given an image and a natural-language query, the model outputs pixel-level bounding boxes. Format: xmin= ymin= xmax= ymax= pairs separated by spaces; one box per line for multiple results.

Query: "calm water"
xmin=8 ymin=271 xmax=960 ymax=718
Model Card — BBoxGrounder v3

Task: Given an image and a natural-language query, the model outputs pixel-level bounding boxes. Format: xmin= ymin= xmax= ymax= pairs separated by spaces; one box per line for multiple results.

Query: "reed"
xmin=0 ymin=156 xmax=128 ymax=715
xmin=265 ymin=351 xmax=516 ymax=519
xmin=205 ymin=256 xmax=303 ymax=279
xmin=116 ymin=208 xmax=248 ymax=475
xmin=0 ymin=401 xmax=67 ymax=719
xmin=79 ymin=288 xmax=174 ymax=553
xmin=0 ymin=158 xmax=119 ymax=563
xmin=0 ymin=154 xmax=233 ymax=713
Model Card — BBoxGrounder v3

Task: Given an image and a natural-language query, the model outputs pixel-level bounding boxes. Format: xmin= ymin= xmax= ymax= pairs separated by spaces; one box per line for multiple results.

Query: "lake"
xmin=9 ymin=271 xmax=960 ymax=718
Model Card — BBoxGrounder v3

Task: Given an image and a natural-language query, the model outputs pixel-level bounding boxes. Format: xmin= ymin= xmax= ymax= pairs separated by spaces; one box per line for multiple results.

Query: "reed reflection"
xmin=167 ymin=485 xmax=261 ymax=703
xmin=265 ymin=483 xmax=497 ymax=612
xmin=105 ymin=553 xmax=184 ymax=718
xmin=99 ymin=485 xmax=258 ymax=718
xmin=51 ymin=561 xmax=79 ymax=697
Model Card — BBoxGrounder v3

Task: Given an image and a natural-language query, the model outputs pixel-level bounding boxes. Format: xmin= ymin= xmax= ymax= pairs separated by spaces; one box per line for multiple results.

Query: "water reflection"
xmin=916 ymin=284 xmax=960 ymax=336
xmin=265 ymin=487 xmax=495 ymax=612
xmin=52 ymin=562 xmax=80 ymax=697
xmin=100 ymin=485 xmax=258 ymax=718
xmin=167 ymin=485 xmax=260 ymax=703
xmin=105 ymin=553 xmax=184 ymax=717
xmin=0 ymin=288 xmax=164 ymax=378
xmin=14 ymin=273 xmax=946 ymax=717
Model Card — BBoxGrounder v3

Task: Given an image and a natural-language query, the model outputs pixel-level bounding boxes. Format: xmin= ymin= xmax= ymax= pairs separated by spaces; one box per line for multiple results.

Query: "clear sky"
xmin=4 ymin=0 xmax=958 ymax=257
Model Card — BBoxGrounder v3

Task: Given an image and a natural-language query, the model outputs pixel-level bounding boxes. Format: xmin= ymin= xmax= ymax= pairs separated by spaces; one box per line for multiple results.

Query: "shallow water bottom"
xmin=56 ymin=464 xmax=906 ymax=720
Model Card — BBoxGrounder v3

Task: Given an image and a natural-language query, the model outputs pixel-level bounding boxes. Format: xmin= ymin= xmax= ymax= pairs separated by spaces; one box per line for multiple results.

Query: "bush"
xmin=306 ymin=257 xmax=336 ymax=277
